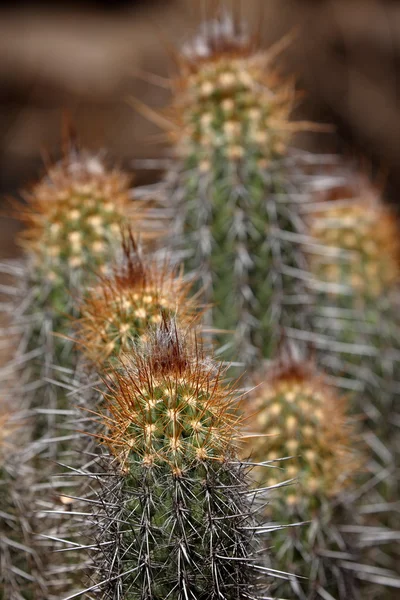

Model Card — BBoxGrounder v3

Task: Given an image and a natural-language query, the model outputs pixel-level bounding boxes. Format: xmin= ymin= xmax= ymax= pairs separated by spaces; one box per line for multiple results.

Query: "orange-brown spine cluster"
xmin=100 ymin=321 xmax=240 ymax=472
xmin=77 ymin=231 xmax=199 ymax=366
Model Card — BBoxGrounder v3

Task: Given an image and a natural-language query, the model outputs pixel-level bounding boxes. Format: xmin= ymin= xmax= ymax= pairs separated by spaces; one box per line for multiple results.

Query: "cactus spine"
xmin=243 ymin=353 xmax=365 ymax=599
xmin=0 ymin=409 xmax=50 ymax=599
xmin=160 ymin=11 xmax=320 ymax=363
xmin=68 ymin=322 xmax=270 ymax=599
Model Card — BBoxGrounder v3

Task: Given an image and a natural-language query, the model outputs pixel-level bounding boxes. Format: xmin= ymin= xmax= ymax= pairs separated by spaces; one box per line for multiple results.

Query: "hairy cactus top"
xmin=243 ymin=354 xmax=362 ymax=511
xmin=18 ymin=146 xmax=133 ymax=285
xmin=308 ymin=177 xmax=400 ymax=299
xmin=169 ymin=13 xmax=296 ymax=169
xmin=102 ymin=321 xmax=241 ymax=473
xmin=77 ymin=232 xmax=198 ymax=365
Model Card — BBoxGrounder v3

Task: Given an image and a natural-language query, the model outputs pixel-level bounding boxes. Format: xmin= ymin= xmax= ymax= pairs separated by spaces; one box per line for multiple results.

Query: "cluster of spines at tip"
xmin=244 ymin=354 xmax=362 ymax=510
xmin=17 ymin=144 xmax=133 ymax=282
xmin=170 ymin=26 xmax=295 ymax=170
xmin=307 ymin=175 xmax=400 ymax=299
xmin=76 ymin=230 xmax=198 ymax=365
xmin=100 ymin=321 xmax=241 ymax=473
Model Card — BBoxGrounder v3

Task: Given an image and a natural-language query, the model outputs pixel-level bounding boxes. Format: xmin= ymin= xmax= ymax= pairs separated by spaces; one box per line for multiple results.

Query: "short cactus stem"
xmin=70 ymin=321 xmax=270 ymax=599
xmin=155 ymin=11 xmax=324 ymax=364
xmin=243 ymin=351 xmax=364 ymax=598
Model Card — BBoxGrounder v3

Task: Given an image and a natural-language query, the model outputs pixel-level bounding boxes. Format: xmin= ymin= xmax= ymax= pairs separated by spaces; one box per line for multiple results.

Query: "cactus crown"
xmin=17 ymin=145 xmax=132 ymax=283
xmin=168 ymin=12 xmax=296 ymax=167
xmin=77 ymin=231 xmax=198 ymax=364
xmin=309 ymin=177 xmax=400 ymax=297
xmin=102 ymin=321 xmax=241 ymax=474
xmin=244 ymin=353 xmax=362 ymax=510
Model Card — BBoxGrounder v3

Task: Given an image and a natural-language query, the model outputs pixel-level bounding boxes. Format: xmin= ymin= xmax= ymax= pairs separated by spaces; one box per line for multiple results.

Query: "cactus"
xmin=76 ymin=230 xmax=199 ymax=367
xmin=66 ymin=321 xmax=272 ymax=599
xmin=296 ymin=173 xmax=400 ymax=591
xmin=154 ymin=10 xmax=325 ymax=364
xmin=11 ymin=139 xmax=138 ymax=456
xmin=300 ymin=174 xmax=400 ymax=487
xmin=304 ymin=174 xmax=400 ymax=417
xmin=242 ymin=351 xmax=367 ymax=599
xmin=42 ymin=235 xmax=203 ymax=596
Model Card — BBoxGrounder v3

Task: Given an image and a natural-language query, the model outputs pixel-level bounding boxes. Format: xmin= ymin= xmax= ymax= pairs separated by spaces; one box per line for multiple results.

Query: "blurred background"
xmin=1 ymin=0 xmax=400 ymax=257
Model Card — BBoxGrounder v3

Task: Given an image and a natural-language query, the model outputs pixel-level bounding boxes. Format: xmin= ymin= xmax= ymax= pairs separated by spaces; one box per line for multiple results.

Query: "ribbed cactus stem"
xmin=159 ymin=11 xmax=319 ymax=364
xmin=243 ymin=351 xmax=364 ymax=598
xmin=1 ymin=142 xmax=138 ymax=598
xmin=300 ymin=173 xmax=400 ymax=591
xmin=303 ymin=174 xmax=400 ymax=480
xmin=69 ymin=322 xmax=270 ymax=599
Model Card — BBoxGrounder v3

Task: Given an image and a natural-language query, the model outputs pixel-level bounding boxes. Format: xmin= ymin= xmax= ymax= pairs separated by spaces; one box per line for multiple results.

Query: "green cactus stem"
xmin=63 ymin=321 xmax=274 ymax=600
xmin=146 ymin=11 xmax=329 ymax=365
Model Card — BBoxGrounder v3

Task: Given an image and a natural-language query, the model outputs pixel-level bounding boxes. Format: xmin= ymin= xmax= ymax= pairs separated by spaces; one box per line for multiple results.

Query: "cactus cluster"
xmin=1 ymin=7 xmax=400 ymax=600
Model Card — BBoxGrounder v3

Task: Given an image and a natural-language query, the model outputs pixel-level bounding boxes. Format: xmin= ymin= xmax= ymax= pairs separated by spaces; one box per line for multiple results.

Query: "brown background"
xmin=1 ymin=0 xmax=400 ymax=257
